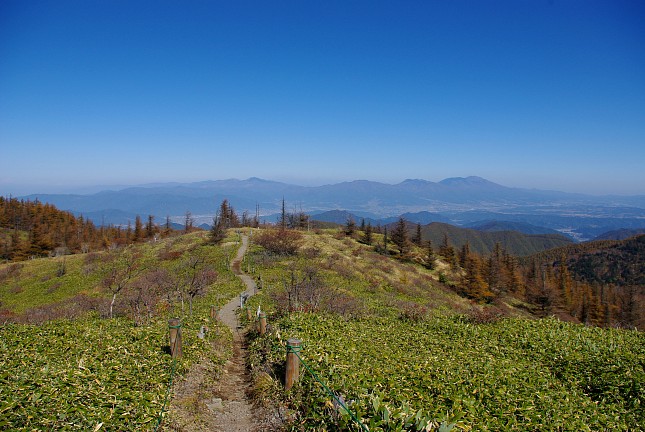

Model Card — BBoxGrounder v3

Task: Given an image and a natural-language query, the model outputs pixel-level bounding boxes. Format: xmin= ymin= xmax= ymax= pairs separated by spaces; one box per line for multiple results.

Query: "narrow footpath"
xmin=168 ymin=235 xmax=269 ymax=432
xmin=211 ymin=234 xmax=258 ymax=432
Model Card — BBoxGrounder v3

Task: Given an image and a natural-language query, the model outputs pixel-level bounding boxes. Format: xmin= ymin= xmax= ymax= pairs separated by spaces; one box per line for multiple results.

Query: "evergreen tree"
xmin=217 ymin=199 xmax=239 ymax=229
xmin=209 ymin=214 xmax=226 ymax=244
xmin=425 ymin=239 xmax=435 ymax=269
xmin=345 ymin=215 xmax=356 ymax=236
xmin=184 ymin=212 xmax=193 ymax=233
xmin=362 ymin=222 xmax=373 ymax=245
xmin=146 ymin=215 xmax=155 ymax=238
xmin=278 ymin=198 xmax=287 ymax=230
xmin=413 ymin=223 xmax=422 ymax=246
xmin=391 ymin=217 xmax=410 ymax=255
xmin=458 ymin=242 xmax=471 ymax=267
xmin=439 ymin=234 xmax=457 ymax=267
xmin=133 ymin=215 xmax=144 ymax=242
xmin=165 ymin=215 xmax=171 ymax=233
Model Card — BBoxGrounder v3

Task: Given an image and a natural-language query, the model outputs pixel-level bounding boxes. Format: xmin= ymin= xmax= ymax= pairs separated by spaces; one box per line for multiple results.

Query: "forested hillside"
xmin=417 ymin=222 xmax=572 ymax=256
xmin=0 ymin=196 xmax=171 ymax=261
xmin=519 ymin=235 xmax=645 ymax=329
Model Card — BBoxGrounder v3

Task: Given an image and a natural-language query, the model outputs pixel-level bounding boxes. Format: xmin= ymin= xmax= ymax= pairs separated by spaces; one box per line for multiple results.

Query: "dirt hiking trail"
xmin=169 ymin=234 xmax=271 ymax=432
xmin=211 ymin=234 xmax=258 ymax=431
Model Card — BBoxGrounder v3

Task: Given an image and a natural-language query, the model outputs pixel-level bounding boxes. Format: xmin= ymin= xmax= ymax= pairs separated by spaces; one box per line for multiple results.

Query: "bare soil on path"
xmin=168 ymin=235 xmax=275 ymax=432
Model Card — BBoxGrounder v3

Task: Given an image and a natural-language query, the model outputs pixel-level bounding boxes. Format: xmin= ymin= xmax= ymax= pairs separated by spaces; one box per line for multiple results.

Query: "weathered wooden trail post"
xmin=246 ymin=307 xmax=253 ymax=321
xmin=285 ymin=338 xmax=301 ymax=390
xmin=259 ymin=312 xmax=267 ymax=335
xmin=210 ymin=304 xmax=217 ymax=320
xmin=168 ymin=318 xmax=182 ymax=358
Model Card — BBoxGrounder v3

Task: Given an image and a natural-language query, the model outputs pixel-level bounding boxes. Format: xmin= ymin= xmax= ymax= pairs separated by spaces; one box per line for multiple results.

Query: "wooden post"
xmin=246 ymin=308 xmax=253 ymax=321
xmin=259 ymin=312 xmax=267 ymax=335
xmin=285 ymin=338 xmax=301 ymax=390
xmin=210 ymin=304 xmax=217 ymax=320
xmin=168 ymin=318 xmax=182 ymax=358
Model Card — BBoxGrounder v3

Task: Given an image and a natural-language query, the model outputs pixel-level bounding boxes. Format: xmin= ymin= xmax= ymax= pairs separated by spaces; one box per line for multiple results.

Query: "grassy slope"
xmin=0 ymin=231 xmax=246 ymax=431
xmin=245 ymin=229 xmax=644 ymax=431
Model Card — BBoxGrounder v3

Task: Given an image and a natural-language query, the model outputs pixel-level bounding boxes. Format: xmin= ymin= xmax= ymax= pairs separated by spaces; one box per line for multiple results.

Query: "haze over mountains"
xmin=20 ymin=176 xmax=645 ymax=242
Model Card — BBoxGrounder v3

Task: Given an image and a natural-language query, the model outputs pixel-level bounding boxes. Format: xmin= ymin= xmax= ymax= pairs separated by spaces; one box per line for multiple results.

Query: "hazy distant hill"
xmin=310 ymin=210 xmax=365 ymax=225
xmin=465 ymin=220 xmax=565 ymax=236
xmin=592 ymin=228 xmax=645 ymax=241
xmin=311 ymin=210 xmax=451 ymax=226
xmin=419 ymin=222 xmax=573 ymax=256
xmin=20 ymin=177 xmax=645 ymax=239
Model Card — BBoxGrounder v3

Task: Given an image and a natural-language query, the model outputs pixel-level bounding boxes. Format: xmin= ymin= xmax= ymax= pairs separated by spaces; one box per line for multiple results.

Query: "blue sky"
xmin=1 ymin=0 xmax=644 ymax=196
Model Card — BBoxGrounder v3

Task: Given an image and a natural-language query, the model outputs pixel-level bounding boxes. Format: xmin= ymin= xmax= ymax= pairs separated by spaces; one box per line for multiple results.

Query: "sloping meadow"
xmin=245 ymin=230 xmax=644 ymax=431
xmin=0 ymin=231 xmax=245 ymax=430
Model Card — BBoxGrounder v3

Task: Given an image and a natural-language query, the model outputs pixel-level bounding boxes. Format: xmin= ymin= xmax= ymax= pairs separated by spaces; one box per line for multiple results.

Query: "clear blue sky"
xmin=1 ymin=0 xmax=644 ymax=196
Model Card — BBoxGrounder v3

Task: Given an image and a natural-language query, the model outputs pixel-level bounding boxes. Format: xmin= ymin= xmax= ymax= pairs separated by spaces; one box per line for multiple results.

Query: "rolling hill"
xmin=418 ymin=222 xmax=573 ymax=256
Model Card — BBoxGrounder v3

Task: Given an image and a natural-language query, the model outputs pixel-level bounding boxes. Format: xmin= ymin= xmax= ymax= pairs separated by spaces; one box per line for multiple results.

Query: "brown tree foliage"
xmin=0 ymin=196 xmax=172 ymax=261
xmin=254 ymin=229 xmax=303 ymax=255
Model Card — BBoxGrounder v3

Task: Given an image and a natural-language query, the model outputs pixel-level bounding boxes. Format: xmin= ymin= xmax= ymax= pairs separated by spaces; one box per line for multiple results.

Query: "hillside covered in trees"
xmin=0 ymin=196 xmax=174 ymax=261
xmin=416 ymin=221 xmax=572 ymax=256
xmin=520 ymin=235 xmax=645 ymax=329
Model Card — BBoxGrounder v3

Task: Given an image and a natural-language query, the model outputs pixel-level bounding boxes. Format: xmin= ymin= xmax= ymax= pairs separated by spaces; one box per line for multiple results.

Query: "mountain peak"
xmin=439 ymin=176 xmax=501 ymax=187
xmin=399 ymin=179 xmax=434 ymax=186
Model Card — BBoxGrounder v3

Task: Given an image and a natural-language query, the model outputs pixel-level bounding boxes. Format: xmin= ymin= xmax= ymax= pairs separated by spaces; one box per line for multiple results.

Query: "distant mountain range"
xmin=20 ymin=176 xmax=645 ymax=242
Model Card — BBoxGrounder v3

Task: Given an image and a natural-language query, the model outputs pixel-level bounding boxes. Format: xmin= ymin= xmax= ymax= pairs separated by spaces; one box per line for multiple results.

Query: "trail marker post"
xmin=285 ymin=338 xmax=301 ymax=390
xmin=259 ymin=312 xmax=267 ymax=335
xmin=168 ymin=318 xmax=182 ymax=358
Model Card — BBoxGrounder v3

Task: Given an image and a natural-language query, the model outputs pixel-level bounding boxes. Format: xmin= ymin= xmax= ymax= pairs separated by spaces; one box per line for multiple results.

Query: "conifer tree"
xmin=279 ymin=198 xmax=287 ymax=230
xmin=391 ymin=217 xmax=410 ymax=255
xmin=133 ymin=215 xmax=144 ymax=242
xmin=362 ymin=222 xmax=373 ymax=245
xmin=165 ymin=216 xmax=172 ymax=234
xmin=425 ymin=239 xmax=435 ymax=269
xmin=146 ymin=215 xmax=155 ymax=238
xmin=413 ymin=223 xmax=422 ymax=246
xmin=184 ymin=212 xmax=193 ymax=233
xmin=459 ymin=242 xmax=471 ymax=267
xmin=557 ymin=253 xmax=572 ymax=306
xmin=439 ymin=234 xmax=457 ymax=267
xmin=345 ymin=215 xmax=356 ymax=236
xmin=463 ymin=255 xmax=493 ymax=302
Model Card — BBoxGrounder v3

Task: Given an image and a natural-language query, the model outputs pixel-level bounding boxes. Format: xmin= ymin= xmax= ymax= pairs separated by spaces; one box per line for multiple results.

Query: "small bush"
xmin=255 ymin=229 xmax=303 ymax=256
xmin=397 ymin=301 xmax=428 ymax=322
xmin=301 ymin=247 xmax=320 ymax=259
xmin=466 ymin=305 xmax=508 ymax=324
xmin=157 ymin=246 xmax=182 ymax=261
xmin=0 ymin=263 xmax=23 ymax=283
